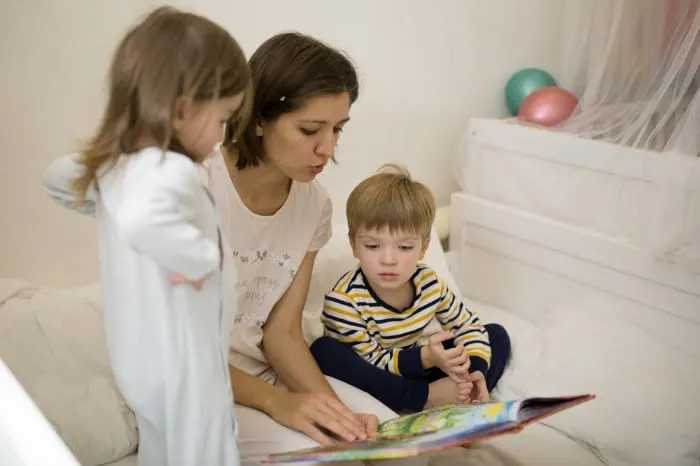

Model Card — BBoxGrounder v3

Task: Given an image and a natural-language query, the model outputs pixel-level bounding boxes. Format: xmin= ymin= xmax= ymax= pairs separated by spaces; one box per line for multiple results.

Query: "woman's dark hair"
xmin=225 ymin=32 xmax=359 ymax=169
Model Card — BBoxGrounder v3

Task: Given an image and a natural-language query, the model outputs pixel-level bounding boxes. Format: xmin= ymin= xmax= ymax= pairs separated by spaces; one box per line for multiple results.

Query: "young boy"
xmin=310 ymin=164 xmax=511 ymax=414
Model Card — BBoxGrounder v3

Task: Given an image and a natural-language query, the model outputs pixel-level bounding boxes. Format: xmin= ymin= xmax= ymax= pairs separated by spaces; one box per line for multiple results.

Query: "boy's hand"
xmin=169 ymin=272 xmax=211 ymax=291
xmin=468 ymin=371 xmax=489 ymax=403
xmin=423 ymin=332 xmax=471 ymax=380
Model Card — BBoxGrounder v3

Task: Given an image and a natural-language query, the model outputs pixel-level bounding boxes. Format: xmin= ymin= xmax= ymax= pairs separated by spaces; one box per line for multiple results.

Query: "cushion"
xmin=0 ymin=279 xmax=138 ymax=465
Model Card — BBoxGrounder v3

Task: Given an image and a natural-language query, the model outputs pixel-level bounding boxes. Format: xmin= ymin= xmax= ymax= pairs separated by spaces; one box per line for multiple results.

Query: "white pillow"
xmin=302 ymin=224 xmax=455 ymax=344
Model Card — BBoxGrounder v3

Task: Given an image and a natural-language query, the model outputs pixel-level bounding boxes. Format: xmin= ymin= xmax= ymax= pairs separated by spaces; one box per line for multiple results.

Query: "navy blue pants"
xmin=310 ymin=323 xmax=511 ymax=414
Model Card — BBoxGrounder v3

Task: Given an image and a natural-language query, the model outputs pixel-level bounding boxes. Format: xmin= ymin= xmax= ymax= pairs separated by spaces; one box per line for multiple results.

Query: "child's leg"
xmin=311 ymin=337 xmax=466 ymax=413
xmin=310 ymin=336 xmax=429 ymax=413
xmin=483 ymin=323 xmax=511 ymax=392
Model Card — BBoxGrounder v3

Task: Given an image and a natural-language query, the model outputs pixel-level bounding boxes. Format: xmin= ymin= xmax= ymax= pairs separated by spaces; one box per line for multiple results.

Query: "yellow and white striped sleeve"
xmin=434 ymin=277 xmax=492 ymax=373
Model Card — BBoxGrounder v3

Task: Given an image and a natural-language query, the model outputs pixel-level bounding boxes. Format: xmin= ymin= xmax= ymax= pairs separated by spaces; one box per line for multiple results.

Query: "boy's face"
xmin=351 ymin=227 xmax=429 ymax=291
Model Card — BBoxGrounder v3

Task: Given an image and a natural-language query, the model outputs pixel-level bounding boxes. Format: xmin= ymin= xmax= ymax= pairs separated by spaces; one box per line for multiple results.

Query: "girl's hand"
xmin=267 ymin=391 xmax=372 ymax=445
xmin=169 ymin=272 xmax=211 ymax=291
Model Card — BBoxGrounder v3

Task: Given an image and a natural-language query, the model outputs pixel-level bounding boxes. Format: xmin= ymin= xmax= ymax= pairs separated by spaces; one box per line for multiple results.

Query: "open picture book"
xmin=261 ymin=394 xmax=595 ymax=463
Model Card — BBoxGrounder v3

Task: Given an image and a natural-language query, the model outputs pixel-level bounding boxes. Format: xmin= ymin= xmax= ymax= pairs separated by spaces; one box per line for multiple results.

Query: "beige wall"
xmin=0 ymin=0 xmax=565 ymax=286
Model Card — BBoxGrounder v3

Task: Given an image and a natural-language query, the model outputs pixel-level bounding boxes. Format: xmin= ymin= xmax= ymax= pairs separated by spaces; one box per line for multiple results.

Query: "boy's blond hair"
xmin=346 ymin=163 xmax=436 ymax=242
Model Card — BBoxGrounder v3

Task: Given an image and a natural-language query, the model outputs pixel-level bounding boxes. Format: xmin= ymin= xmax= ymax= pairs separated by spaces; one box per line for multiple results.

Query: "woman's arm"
xmin=228 ymin=253 xmax=366 ymax=444
xmin=42 ymin=154 xmax=97 ymax=216
xmin=262 ymin=250 xmax=336 ymax=396
xmin=227 ymin=362 xmax=286 ymax=413
xmin=228 ymin=360 xmax=365 ymax=445
xmin=253 ymin=250 xmax=373 ymax=444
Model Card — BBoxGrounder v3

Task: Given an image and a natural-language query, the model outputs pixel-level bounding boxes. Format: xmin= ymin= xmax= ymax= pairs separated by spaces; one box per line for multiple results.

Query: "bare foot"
xmin=457 ymin=380 xmax=473 ymax=403
xmin=424 ymin=378 xmax=461 ymax=409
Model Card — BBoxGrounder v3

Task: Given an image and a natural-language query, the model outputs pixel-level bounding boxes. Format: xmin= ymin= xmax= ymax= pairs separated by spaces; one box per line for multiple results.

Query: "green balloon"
xmin=505 ymin=68 xmax=557 ymax=116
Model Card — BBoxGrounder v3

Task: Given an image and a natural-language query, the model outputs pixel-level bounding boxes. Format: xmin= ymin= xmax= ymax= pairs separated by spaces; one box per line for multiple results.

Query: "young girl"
xmin=68 ymin=7 xmax=250 ymax=466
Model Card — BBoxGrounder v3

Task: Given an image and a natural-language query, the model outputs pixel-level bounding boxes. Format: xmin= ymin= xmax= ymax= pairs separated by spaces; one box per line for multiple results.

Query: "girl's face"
xmin=175 ymin=92 xmax=245 ymax=162
xmin=259 ymin=92 xmax=351 ymax=182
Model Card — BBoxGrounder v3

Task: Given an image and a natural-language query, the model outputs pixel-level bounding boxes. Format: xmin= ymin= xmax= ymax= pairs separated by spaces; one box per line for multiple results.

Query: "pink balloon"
xmin=517 ymin=86 xmax=578 ymax=127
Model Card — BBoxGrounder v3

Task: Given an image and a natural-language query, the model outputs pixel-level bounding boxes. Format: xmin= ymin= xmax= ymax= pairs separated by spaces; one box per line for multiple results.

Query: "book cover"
xmin=261 ymin=394 xmax=595 ymax=463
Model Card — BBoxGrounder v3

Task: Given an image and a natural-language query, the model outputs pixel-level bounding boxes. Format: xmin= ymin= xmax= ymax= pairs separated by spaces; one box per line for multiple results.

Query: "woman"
xmin=43 ymin=32 xmax=428 ymax=466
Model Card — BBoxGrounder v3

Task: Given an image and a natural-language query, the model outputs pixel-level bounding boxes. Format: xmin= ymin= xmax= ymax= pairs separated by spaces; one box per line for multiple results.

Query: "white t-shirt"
xmin=205 ymin=153 xmax=332 ymax=382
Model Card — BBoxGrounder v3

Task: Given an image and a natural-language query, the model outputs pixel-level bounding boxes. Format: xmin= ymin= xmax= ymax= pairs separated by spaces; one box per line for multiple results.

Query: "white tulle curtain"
xmin=556 ymin=0 xmax=700 ymax=271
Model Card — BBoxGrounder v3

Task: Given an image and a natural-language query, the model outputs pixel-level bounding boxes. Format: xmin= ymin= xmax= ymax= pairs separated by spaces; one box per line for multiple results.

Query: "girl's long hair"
xmin=73 ymin=6 xmax=251 ymax=203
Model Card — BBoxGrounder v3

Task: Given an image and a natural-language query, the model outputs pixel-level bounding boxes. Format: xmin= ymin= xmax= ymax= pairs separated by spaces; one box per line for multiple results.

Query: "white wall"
xmin=0 ymin=0 xmax=565 ymax=286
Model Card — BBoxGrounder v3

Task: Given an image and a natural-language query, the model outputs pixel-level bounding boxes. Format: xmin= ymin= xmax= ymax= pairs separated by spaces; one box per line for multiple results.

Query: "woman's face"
xmin=259 ymin=92 xmax=351 ymax=182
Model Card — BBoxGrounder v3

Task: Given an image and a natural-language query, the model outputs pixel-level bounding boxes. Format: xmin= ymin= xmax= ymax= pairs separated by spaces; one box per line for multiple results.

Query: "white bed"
xmin=0 ymin=222 xmax=606 ymax=466
xmin=449 ymin=117 xmax=700 ymax=466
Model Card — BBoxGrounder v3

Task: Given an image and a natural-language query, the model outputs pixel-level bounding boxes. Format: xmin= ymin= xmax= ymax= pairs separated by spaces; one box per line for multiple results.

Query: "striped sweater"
xmin=321 ymin=264 xmax=491 ymax=378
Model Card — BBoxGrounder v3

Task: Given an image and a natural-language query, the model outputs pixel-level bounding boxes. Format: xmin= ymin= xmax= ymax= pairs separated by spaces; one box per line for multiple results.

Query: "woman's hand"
xmin=267 ymin=390 xmax=374 ymax=445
